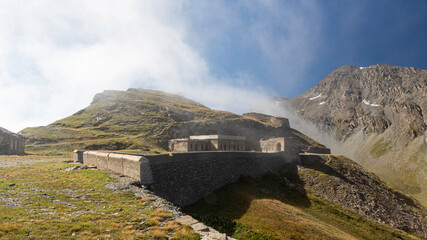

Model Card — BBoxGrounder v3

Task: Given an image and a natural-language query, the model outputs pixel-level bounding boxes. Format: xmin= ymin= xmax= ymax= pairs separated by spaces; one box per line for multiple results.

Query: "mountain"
xmin=276 ymin=64 xmax=427 ymax=206
xmin=20 ymin=88 xmax=328 ymax=154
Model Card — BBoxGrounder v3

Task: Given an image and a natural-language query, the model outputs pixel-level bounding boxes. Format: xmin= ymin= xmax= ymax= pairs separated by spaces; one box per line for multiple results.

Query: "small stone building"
xmin=259 ymin=137 xmax=285 ymax=153
xmin=169 ymin=135 xmax=246 ymax=152
xmin=259 ymin=137 xmax=302 ymax=162
xmin=0 ymin=127 xmax=25 ymax=155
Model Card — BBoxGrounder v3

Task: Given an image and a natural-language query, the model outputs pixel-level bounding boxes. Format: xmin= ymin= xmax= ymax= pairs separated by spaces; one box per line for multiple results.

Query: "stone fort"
xmin=74 ymin=113 xmax=331 ymax=206
xmin=74 ymin=130 xmax=322 ymax=206
xmin=0 ymin=127 xmax=25 ymax=155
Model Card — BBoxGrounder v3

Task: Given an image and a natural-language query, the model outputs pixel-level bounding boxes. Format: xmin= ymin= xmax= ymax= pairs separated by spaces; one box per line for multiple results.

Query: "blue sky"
xmin=0 ymin=0 xmax=426 ymax=132
xmin=183 ymin=0 xmax=427 ymax=96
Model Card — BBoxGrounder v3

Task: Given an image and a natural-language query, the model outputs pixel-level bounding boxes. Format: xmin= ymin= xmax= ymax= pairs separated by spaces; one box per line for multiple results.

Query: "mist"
xmin=250 ymin=98 xmax=350 ymax=157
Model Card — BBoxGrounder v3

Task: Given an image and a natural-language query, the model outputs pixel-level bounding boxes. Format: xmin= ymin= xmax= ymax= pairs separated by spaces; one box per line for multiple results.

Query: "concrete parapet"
xmin=83 ymin=151 xmax=98 ymax=166
xmin=122 ymin=155 xmax=144 ymax=181
xmin=73 ymin=150 xmax=84 ymax=163
xmin=108 ymin=153 xmax=124 ymax=175
xmin=94 ymin=152 xmax=109 ymax=170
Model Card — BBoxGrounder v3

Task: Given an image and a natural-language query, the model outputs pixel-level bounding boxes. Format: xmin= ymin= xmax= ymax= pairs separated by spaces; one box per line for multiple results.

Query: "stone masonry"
xmin=74 ymin=150 xmax=300 ymax=206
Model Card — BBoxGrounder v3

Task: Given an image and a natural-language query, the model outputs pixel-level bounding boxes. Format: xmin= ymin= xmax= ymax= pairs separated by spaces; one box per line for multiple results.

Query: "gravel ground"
xmin=0 ymin=156 xmax=70 ymax=168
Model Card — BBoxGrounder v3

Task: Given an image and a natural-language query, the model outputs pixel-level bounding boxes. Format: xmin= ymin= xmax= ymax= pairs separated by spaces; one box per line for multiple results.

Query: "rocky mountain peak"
xmin=280 ymin=64 xmax=427 ymax=207
xmin=293 ymin=64 xmax=426 ymax=140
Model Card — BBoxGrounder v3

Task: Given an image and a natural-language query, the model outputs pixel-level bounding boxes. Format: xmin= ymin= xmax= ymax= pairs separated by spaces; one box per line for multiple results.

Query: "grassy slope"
xmin=351 ymin=128 xmax=427 ymax=206
xmin=20 ymin=89 xmax=240 ymax=154
xmin=20 ymin=89 xmax=327 ymax=155
xmin=185 ymin=169 xmax=421 ymax=240
xmin=0 ymin=160 xmax=199 ymax=239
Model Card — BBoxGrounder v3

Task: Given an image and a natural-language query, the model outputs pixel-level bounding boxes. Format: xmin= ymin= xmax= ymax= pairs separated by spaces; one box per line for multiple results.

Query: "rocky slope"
xmin=20 ymin=88 xmax=328 ymax=154
xmin=275 ymin=64 xmax=427 ymax=205
xmin=299 ymin=154 xmax=427 ymax=238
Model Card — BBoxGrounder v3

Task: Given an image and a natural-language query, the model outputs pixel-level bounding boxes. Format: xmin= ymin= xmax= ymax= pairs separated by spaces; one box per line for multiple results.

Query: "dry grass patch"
xmin=0 ymin=223 xmax=20 ymax=233
xmin=164 ymin=220 xmax=181 ymax=232
xmin=151 ymin=209 xmax=173 ymax=219
xmin=149 ymin=227 xmax=168 ymax=239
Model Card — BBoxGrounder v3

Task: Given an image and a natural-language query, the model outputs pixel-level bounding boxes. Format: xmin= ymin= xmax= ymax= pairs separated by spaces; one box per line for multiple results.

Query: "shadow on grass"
xmin=182 ymin=162 xmax=311 ymax=237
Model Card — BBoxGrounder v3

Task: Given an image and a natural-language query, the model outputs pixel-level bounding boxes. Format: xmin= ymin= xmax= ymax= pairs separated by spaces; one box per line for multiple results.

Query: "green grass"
xmin=360 ymin=135 xmax=427 ymax=206
xmin=369 ymin=137 xmax=391 ymax=158
xmin=0 ymin=161 xmax=199 ymax=239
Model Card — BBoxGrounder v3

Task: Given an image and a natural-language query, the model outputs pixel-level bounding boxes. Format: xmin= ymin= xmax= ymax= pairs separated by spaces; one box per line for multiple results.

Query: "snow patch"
xmin=362 ymin=99 xmax=380 ymax=107
xmin=319 ymin=101 xmax=326 ymax=105
xmin=359 ymin=67 xmax=365 ymax=69
xmin=309 ymin=94 xmax=322 ymax=100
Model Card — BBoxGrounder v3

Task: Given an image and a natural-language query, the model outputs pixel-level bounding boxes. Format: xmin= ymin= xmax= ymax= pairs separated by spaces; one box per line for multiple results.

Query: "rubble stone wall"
xmin=74 ymin=150 xmax=299 ymax=206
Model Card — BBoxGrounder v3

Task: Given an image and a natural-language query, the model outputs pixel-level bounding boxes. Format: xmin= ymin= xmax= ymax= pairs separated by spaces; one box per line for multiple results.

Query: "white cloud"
xmin=0 ymin=1 xmax=321 ymax=133
xmin=0 ymin=1 xmax=263 ymax=132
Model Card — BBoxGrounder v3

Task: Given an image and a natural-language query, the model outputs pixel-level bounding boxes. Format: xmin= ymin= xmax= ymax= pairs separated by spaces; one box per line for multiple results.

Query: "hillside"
xmin=185 ymin=154 xmax=427 ymax=239
xmin=275 ymin=64 xmax=427 ymax=206
xmin=20 ymin=88 xmax=328 ymax=154
xmin=17 ymin=87 xmax=427 ymax=238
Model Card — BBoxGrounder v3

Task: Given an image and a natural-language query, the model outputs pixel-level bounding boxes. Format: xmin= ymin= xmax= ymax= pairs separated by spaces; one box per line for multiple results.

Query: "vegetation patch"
xmin=0 ymin=160 xmax=199 ymax=239
xmin=369 ymin=137 xmax=392 ymax=158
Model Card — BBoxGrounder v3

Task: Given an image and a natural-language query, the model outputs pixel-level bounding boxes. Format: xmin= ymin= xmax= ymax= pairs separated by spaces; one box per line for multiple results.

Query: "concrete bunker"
xmin=0 ymin=127 xmax=25 ymax=155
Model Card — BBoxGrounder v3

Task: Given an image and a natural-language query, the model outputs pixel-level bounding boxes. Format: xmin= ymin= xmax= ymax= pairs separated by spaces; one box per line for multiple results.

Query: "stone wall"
xmin=142 ymin=152 xmax=291 ymax=206
xmin=74 ymin=150 xmax=299 ymax=206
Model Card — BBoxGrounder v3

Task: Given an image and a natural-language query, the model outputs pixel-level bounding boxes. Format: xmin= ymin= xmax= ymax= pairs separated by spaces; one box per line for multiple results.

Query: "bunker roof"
xmin=0 ymin=127 xmax=21 ymax=137
xmin=189 ymin=135 xmax=246 ymax=140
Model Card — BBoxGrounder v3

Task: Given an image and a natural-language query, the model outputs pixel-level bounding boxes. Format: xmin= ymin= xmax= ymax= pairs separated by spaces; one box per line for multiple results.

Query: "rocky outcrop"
xmin=298 ymin=154 xmax=427 ymax=239
xmin=290 ymin=64 xmax=426 ymax=141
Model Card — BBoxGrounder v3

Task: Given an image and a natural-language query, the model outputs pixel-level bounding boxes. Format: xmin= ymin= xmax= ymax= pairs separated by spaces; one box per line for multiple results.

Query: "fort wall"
xmin=74 ymin=150 xmax=299 ymax=206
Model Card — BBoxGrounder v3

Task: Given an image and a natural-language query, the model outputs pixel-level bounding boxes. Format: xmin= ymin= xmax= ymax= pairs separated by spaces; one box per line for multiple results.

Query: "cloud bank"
xmin=0 ymin=1 xmax=322 ymax=132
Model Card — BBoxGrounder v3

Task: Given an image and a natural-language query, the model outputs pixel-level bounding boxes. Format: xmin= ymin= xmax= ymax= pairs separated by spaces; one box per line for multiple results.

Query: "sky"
xmin=1 ymin=0 xmax=426 ymax=132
